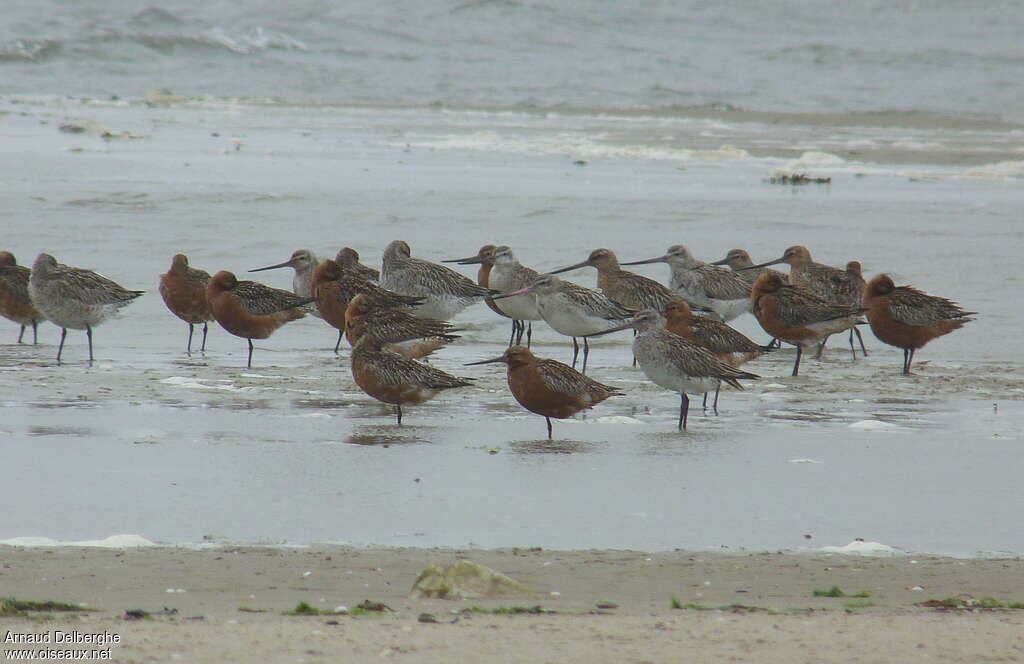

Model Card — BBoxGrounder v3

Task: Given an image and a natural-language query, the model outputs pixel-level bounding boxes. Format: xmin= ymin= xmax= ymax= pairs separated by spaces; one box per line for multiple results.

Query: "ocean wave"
xmin=123 ymin=27 xmax=308 ymax=55
xmin=0 ymin=38 xmax=60 ymax=62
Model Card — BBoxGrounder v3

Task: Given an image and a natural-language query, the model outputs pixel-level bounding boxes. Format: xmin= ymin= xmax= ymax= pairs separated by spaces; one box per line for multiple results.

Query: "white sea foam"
xmin=160 ymin=376 xmax=254 ymax=392
xmin=848 ymin=419 xmax=901 ymax=431
xmin=819 ymin=540 xmax=906 ymax=556
xmin=0 ymin=534 xmax=156 ymax=548
xmin=961 ymin=160 xmax=1024 ymax=179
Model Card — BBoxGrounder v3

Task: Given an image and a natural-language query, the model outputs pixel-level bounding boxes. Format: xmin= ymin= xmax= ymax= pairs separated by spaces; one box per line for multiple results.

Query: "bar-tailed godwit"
xmin=28 ymin=253 xmax=142 ymax=364
xmin=335 ymin=247 xmax=379 ymax=282
xmin=622 ymin=245 xmax=751 ymax=321
xmin=443 ymin=245 xmax=522 ymax=346
xmin=351 ymin=334 xmax=473 ymax=424
xmin=206 ymin=271 xmax=313 ymax=367
xmin=467 ymin=346 xmax=623 ymax=439
xmin=663 ymin=300 xmax=774 ymax=412
xmin=345 ymin=293 xmax=460 ymax=360
xmin=380 ymin=240 xmax=496 ymax=320
xmin=492 ymin=274 xmax=634 ymax=374
xmin=863 ymin=274 xmax=975 ymax=375
xmin=587 ymin=309 xmax=758 ymax=431
xmin=310 ymin=259 xmax=423 ymax=353
xmin=549 ymin=248 xmax=683 ymax=311
xmin=159 ymin=254 xmax=213 ymax=353
xmin=249 ymin=249 xmax=320 ymax=298
xmin=0 ymin=252 xmax=44 ymax=344
xmin=749 ymin=272 xmax=866 ymax=376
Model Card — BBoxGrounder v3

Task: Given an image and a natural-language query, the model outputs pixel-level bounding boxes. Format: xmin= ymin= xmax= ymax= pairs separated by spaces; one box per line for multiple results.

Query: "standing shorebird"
xmin=159 ymin=254 xmax=213 ymax=353
xmin=0 ymin=252 xmax=45 ymax=344
xmin=467 ymin=346 xmax=623 ymax=439
xmin=749 ymin=272 xmax=866 ymax=376
xmin=380 ymin=240 xmax=496 ymax=321
xmin=549 ymin=248 xmax=683 ymax=311
xmin=351 ymin=334 xmax=473 ymax=425
xmin=310 ymin=259 xmax=423 ymax=353
xmin=744 ymin=245 xmax=864 ymax=358
xmin=335 ymin=247 xmax=379 ymax=282
xmin=586 ymin=310 xmax=758 ymax=431
xmin=28 ymin=253 xmax=142 ymax=364
xmin=622 ymin=245 xmax=751 ymax=322
xmin=492 ymin=274 xmax=634 ymax=374
xmin=206 ymin=271 xmax=313 ymax=367
xmin=863 ymin=274 xmax=975 ymax=375
xmin=249 ymin=249 xmax=321 ymax=297
xmin=444 ymin=245 xmax=542 ymax=347
xmin=443 ymin=245 xmax=517 ymax=344
xmin=345 ymin=293 xmax=460 ymax=360
xmin=663 ymin=299 xmax=774 ymax=412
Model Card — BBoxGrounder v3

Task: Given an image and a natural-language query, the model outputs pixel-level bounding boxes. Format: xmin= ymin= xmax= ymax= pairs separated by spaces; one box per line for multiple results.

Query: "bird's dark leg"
xmin=814 ymin=338 xmax=826 ymax=360
xmin=581 ymin=338 xmax=590 ymax=375
xmin=632 ymin=328 xmax=637 ymax=367
xmin=57 ymin=328 xmax=67 ymax=365
xmin=247 ymin=339 xmax=254 ymax=368
xmin=712 ymin=384 xmax=720 ymax=414
xmin=32 ymin=320 xmax=38 ymax=345
xmin=334 ymin=330 xmax=343 ymax=354
xmin=526 ymin=322 xmax=533 ymax=348
xmin=186 ymin=323 xmax=194 ymax=354
xmin=854 ymin=327 xmax=867 ymax=356
xmin=571 ymin=337 xmax=579 ymax=368
xmin=396 ymin=404 xmax=403 ymax=425
xmin=701 ymin=392 xmax=708 ymax=412
xmin=545 ymin=417 xmax=552 ymax=440
xmin=678 ymin=393 xmax=690 ymax=431
xmin=17 ymin=324 xmax=25 ymax=344
xmin=792 ymin=345 xmax=802 ymax=376
xmin=86 ymin=325 xmax=93 ymax=364
xmin=200 ymin=322 xmax=208 ymax=352
xmin=507 ymin=320 xmax=517 ymax=347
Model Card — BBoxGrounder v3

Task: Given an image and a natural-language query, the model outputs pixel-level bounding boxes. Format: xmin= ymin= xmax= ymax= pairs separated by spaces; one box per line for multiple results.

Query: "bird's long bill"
xmin=737 ymin=256 xmax=785 ymax=271
xmin=547 ymin=260 xmax=591 ymax=275
xmin=620 ymin=255 xmax=668 ymax=266
xmin=464 ymin=355 xmax=507 ymax=366
xmin=489 ymin=285 xmax=534 ymax=301
xmin=249 ymin=259 xmax=294 ymax=272
xmin=583 ymin=320 xmax=635 ymax=338
xmin=442 ymin=254 xmax=484 ymax=264
xmin=708 ymin=257 xmax=729 ymax=266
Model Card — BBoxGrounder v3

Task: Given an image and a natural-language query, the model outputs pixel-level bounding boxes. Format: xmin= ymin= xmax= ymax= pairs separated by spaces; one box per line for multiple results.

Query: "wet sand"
xmin=1 ymin=545 xmax=1023 ymax=663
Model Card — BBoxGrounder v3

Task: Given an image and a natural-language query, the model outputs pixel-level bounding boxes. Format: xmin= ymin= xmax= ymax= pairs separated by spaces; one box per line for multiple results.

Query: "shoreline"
xmin=2 ymin=545 xmax=1022 ymax=662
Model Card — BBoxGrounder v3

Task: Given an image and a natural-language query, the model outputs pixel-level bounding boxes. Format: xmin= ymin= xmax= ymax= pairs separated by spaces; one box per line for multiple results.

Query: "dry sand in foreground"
xmin=1 ymin=546 xmax=1023 ymax=663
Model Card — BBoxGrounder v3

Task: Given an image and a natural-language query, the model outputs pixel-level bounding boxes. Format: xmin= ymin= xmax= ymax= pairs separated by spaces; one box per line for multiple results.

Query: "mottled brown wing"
xmin=234 ymin=280 xmax=312 ymax=315
xmin=536 ymin=358 xmax=619 ymax=397
xmin=370 ymin=351 xmax=473 ymax=390
xmin=887 ymin=286 xmax=972 ymax=326
xmin=773 ymin=285 xmax=861 ymax=326
xmin=52 ymin=266 xmax=142 ymax=305
xmin=694 ymin=266 xmax=751 ymax=300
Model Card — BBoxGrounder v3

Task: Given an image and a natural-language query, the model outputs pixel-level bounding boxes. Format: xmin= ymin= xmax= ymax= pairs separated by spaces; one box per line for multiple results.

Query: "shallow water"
xmin=1 ymin=96 xmax=1022 ymax=556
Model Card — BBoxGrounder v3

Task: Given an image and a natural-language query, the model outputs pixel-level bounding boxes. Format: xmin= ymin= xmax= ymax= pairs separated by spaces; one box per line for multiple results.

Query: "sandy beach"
xmin=2 ymin=545 xmax=1023 ymax=663
xmin=2 ymin=545 xmax=1024 ymax=664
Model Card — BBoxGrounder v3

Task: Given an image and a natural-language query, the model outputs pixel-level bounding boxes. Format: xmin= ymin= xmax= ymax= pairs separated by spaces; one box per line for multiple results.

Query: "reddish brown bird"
xmin=310 ymin=259 xmax=424 ymax=353
xmin=863 ymin=274 xmax=975 ymax=375
xmin=344 ymin=293 xmax=460 ymax=360
xmin=335 ymin=247 xmax=380 ymax=282
xmin=467 ymin=346 xmax=623 ymax=439
xmin=750 ymin=272 xmax=866 ymax=376
xmin=443 ymin=244 xmax=527 ymax=346
xmin=206 ymin=270 xmax=313 ymax=367
xmin=0 ymin=251 xmax=44 ymax=344
xmin=159 ymin=253 xmax=213 ymax=353
xmin=351 ymin=335 xmax=473 ymax=425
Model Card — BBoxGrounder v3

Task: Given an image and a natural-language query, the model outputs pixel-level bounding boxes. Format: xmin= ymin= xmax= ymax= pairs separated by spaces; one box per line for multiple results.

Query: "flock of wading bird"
xmin=0 ymin=241 xmax=976 ymax=437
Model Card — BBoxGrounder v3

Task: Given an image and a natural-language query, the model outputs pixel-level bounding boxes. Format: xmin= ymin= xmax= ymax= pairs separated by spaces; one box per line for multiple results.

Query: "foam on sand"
xmin=0 ymin=534 xmax=156 ymax=548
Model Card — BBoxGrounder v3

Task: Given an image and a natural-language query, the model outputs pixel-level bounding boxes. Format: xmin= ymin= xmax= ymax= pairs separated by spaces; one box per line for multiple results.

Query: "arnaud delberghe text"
xmin=5 ymin=631 xmax=120 ymax=647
